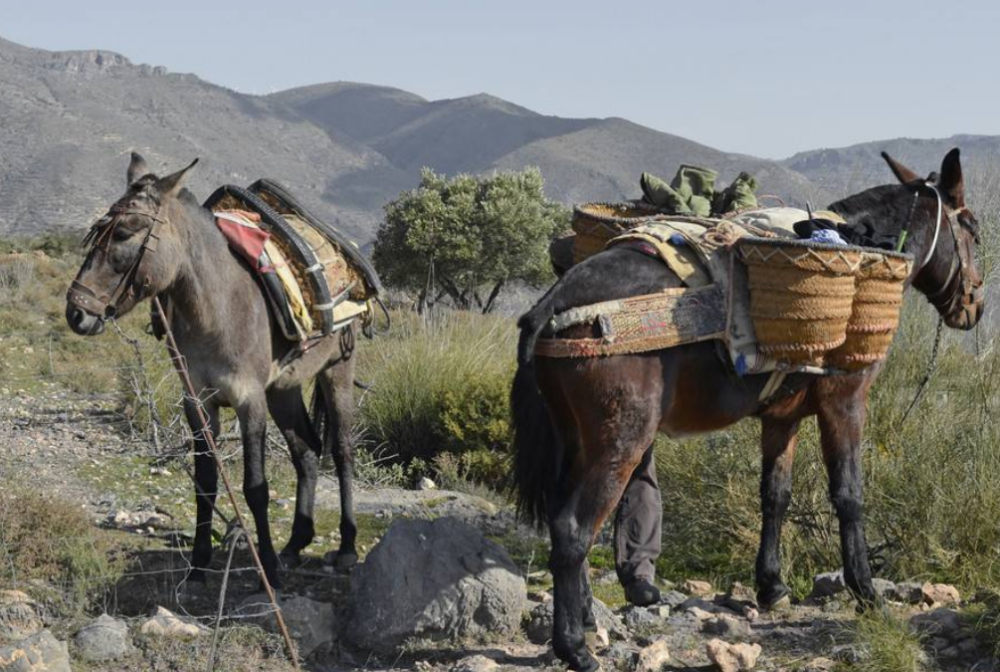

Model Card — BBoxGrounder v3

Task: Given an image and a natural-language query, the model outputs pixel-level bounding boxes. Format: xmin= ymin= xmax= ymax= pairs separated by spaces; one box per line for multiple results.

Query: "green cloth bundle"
xmin=640 ymin=165 xmax=757 ymax=217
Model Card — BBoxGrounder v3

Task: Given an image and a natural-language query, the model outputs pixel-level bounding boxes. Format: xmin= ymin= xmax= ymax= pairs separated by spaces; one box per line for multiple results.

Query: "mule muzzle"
xmin=944 ymin=284 xmax=985 ymax=331
xmin=66 ymin=304 xmax=105 ymax=336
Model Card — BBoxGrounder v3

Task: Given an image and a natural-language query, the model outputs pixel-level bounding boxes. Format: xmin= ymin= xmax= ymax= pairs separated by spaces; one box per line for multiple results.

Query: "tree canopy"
xmin=372 ymin=167 xmax=569 ymax=312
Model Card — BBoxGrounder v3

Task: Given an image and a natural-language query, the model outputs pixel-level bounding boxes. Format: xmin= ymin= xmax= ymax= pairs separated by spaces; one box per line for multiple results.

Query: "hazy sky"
xmin=5 ymin=1 xmax=999 ymax=158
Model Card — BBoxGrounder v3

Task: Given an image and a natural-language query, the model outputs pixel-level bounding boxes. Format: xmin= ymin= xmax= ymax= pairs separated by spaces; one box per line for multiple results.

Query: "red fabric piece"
xmin=215 ymin=212 xmax=271 ymax=272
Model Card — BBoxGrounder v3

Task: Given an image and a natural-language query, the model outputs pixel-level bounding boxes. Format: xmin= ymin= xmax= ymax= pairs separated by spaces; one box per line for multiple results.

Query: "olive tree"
xmin=373 ymin=167 xmax=568 ymax=312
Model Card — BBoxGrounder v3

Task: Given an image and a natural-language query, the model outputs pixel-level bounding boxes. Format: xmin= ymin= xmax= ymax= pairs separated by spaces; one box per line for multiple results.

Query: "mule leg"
xmin=185 ymin=400 xmax=220 ymax=583
xmin=266 ymin=387 xmax=322 ymax=566
xmin=319 ymin=355 xmax=358 ymax=569
xmin=755 ymin=417 xmax=800 ymax=609
xmin=238 ymin=392 xmax=281 ymax=589
xmin=817 ymin=386 xmax=877 ymax=607
xmin=542 ymin=362 xmax=662 ymax=671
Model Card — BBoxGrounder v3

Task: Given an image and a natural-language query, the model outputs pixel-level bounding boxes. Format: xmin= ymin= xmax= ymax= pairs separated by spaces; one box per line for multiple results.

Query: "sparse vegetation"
xmin=840 ymin=611 xmax=929 ymax=672
xmin=0 ymin=486 xmax=129 ymax=617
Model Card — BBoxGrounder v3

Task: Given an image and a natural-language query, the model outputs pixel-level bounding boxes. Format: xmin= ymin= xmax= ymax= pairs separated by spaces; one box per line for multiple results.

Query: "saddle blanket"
xmin=215 ymin=210 xmax=367 ymax=341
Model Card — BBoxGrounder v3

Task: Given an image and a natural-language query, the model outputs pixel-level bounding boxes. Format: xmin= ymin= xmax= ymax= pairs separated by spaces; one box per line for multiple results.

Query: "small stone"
xmin=705 ymin=639 xmax=762 ymax=672
xmin=526 ymin=597 xmax=626 ymax=645
xmin=584 ymin=626 xmax=610 ymax=651
xmin=139 ymin=606 xmax=208 ymax=638
xmin=416 ymin=477 xmax=437 ymax=491
xmin=0 ymin=630 xmax=71 ymax=672
xmin=634 ymin=637 xmax=671 ymax=672
xmin=682 ymin=579 xmax=714 ymax=597
xmin=872 ymin=578 xmax=896 ymax=599
xmin=885 ymin=581 xmax=924 ymax=604
xmin=922 ymin=582 xmax=961 ymax=606
xmin=911 ymin=608 xmax=962 ymax=637
xmin=660 ymin=590 xmax=688 ymax=609
xmin=702 ymin=613 xmax=752 ymax=638
xmin=237 ymin=594 xmax=335 ymax=658
xmin=74 ymin=613 xmax=133 ymax=662
xmin=450 ymin=654 xmax=498 ymax=672
xmin=810 ymin=570 xmax=846 ymax=599
xmin=802 ymin=657 xmax=837 ymax=672
xmin=0 ymin=590 xmax=44 ymax=639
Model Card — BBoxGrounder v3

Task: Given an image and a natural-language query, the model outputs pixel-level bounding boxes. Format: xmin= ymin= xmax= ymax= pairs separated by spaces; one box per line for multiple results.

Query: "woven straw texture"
xmin=571 ymin=202 xmax=665 ymax=264
xmin=738 ymin=237 xmax=864 ymax=365
xmin=827 ymin=251 xmax=913 ymax=370
xmin=535 ymin=286 xmax=725 ymax=358
xmin=210 ymin=192 xmax=365 ymax=330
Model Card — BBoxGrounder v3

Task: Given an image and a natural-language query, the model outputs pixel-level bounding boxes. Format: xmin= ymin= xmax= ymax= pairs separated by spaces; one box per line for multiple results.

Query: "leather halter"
xmin=66 ymin=204 xmax=166 ymax=318
xmin=913 ymin=183 xmax=982 ymax=319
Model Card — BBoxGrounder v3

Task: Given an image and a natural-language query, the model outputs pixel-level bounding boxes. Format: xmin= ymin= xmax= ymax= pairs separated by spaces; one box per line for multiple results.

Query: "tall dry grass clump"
xmin=355 ymin=310 xmax=517 ymax=487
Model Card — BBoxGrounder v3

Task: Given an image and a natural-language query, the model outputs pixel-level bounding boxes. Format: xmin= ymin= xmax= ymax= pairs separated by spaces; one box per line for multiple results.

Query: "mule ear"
xmin=154 ymin=158 xmax=199 ymax=198
xmin=881 ymin=151 xmax=920 ymax=184
xmin=938 ymin=148 xmax=965 ymax=208
xmin=127 ymin=152 xmax=149 ymax=186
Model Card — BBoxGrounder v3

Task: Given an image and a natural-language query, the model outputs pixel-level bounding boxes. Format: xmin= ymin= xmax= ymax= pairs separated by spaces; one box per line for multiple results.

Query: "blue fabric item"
xmin=669 ymin=233 xmax=686 ymax=246
xmin=810 ymin=228 xmax=848 ymax=246
xmin=735 ymin=354 xmax=748 ymax=377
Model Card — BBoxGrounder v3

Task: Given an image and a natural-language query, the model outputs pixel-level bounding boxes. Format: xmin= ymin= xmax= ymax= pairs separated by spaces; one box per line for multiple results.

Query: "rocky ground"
xmin=1 ymin=392 xmax=997 ymax=672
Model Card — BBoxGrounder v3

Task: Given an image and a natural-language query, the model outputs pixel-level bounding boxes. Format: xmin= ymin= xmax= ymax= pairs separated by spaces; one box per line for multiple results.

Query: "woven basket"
xmin=826 ymin=251 xmax=913 ymax=370
xmin=571 ymin=202 xmax=664 ymax=264
xmin=737 ymin=237 xmax=865 ymax=365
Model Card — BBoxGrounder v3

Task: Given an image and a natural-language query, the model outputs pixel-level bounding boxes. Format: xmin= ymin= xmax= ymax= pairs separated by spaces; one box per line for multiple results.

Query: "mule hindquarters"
xmin=531 ymin=353 xmax=666 ymax=671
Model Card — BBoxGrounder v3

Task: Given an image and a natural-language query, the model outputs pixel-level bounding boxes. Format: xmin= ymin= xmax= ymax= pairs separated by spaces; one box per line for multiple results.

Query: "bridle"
xmin=66 ymin=202 xmax=167 ymax=319
xmin=905 ymin=181 xmax=983 ymax=320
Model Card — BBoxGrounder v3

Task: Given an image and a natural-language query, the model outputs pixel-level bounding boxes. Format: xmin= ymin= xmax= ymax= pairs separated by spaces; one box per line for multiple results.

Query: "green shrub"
xmin=355 ymin=310 xmax=516 ymax=488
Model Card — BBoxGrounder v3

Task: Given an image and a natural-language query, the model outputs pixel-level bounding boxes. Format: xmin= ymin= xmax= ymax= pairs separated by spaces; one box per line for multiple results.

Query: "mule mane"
xmin=828 ymin=184 xmax=910 ymax=242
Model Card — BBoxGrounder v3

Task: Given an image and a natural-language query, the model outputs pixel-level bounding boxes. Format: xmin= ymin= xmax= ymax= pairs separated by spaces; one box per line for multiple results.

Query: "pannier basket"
xmin=826 ymin=250 xmax=913 ymax=370
xmin=571 ymin=202 xmax=664 ymax=264
xmin=737 ymin=237 xmax=865 ymax=365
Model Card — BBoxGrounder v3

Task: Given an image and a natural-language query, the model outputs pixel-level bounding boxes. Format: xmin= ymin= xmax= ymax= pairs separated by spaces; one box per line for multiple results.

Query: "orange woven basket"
xmin=571 ymin=202 xmax=664 ymax=264
xmin=826 ymin=250 xmax=913 ymax=370
xmin=737 ymin=237 xmax=864 ymax=365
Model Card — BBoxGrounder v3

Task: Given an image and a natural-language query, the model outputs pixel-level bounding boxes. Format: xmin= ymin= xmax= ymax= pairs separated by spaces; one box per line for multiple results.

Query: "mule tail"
xmin=512 ymin=293 xmax=566 ymax=527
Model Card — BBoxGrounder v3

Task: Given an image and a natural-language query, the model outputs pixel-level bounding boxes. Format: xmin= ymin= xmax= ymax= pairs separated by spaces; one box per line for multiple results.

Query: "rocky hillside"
xmin=783 ymin=134 xmax=1000 ymax=197
xmin=3 ymin=33 xmax=998 ymax=247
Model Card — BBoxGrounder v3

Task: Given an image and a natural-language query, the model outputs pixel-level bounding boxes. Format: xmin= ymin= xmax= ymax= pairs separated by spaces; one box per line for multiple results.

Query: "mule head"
xmin=882 ymin=149 xmax=984 ymax=330
xmin=65 ymin=153 xmax=198 ymax=335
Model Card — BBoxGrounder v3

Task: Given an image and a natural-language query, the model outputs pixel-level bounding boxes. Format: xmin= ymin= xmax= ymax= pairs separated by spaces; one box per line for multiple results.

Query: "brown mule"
xmin=66 ymin=154 xmax=363 ymax=589
xmin=512 ymin=149 xmax=984 ymax=671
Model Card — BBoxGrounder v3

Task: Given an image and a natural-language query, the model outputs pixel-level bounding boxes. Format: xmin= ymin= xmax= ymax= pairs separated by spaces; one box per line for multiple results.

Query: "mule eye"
xmin=112 ymin=227 xmax=133 ymax=242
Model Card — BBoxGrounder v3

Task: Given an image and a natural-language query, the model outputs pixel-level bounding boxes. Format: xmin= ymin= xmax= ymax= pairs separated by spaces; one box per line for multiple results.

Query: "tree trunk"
xmin=483 ymin=280 xmax=505 ymax=314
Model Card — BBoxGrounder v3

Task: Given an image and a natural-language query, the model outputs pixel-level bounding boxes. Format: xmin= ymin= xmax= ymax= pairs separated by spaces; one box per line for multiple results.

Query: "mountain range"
xmin=1 ymin=35 xmax=996 ymax=244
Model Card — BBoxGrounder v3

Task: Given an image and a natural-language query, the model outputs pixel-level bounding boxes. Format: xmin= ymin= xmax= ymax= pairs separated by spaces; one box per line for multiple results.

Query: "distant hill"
xmin=1 ymin=34 xmax=997 ymax=244
xmin=783 ymin=135 xmax=1000 ymax=197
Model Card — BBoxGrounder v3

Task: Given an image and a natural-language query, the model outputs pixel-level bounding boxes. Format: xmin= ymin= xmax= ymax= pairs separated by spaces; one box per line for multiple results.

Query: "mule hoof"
xmin=278 ymin=550 xmax=303 ymax=570
xmin=333 ymin=551 xmax=358 ymax=570
xmin=570 ymin=651 xmax=600 ymax=672
xmin=757 ymin=584 xmax=792 ymax=611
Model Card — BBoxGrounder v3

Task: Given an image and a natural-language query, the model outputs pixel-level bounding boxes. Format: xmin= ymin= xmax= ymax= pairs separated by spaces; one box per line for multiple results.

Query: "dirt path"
xmin=1 ymin=394 xmax=995 ymax=672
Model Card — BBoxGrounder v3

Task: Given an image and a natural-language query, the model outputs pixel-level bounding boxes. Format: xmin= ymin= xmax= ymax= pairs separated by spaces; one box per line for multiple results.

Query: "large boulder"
xmin=344 ymin=517 xmax=525 ymax=653
xmin=0 ymin=630 xmax=71 ymax=672
xmin=73 ymin=614 xmax=132 ymax=662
